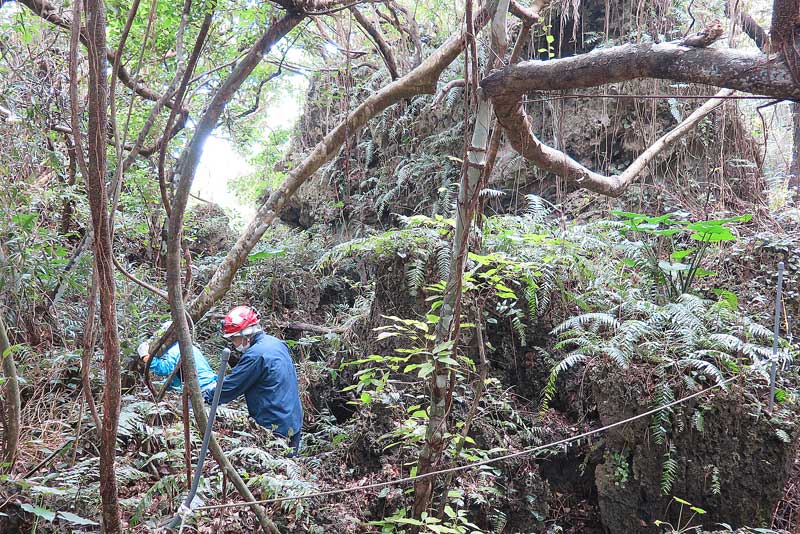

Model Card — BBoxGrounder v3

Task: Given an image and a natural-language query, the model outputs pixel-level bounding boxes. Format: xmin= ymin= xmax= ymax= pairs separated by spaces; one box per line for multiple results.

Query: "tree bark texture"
xmin=80 ymin=0 xmax=123 ymax=530
xmin=412 ymin=0 xmax=510 ymax=518
xmin=0 ymin=315 xmax=20 ymax=473
xmin=481 ymin=43 xmax=800 ymax=100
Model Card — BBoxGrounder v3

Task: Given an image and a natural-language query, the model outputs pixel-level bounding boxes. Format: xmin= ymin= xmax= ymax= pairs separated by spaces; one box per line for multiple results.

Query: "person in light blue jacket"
xmin=138 ymin=322 xmax=217 ymax=393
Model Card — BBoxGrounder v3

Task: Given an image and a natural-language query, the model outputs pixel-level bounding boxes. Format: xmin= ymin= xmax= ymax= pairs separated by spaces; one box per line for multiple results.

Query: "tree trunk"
xmin=78 ymin=0 xmax=122 ymax=530
xmin=412 ymin=0 xmax=508 ymax=518
xmin=350 ymin=6 xmax=400 ymax=79
xmin=481 ymin=44 xmax=800 ymax=100
xmin=791 ymin=103 xmax=800 ymax=190
xmin=163 ymin=11 xmax=302 ymax=533
xmin=0 ymin=315 xmax=20 ymax=473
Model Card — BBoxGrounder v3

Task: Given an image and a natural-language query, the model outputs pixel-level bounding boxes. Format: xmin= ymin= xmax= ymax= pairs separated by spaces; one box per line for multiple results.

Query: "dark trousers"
xmin=286 ymin=431 xmax=301 ymax=457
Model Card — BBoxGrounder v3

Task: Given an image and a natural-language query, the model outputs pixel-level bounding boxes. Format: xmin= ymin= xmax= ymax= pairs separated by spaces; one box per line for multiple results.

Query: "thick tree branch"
xmin=494 ymin=88 xmax=733 ymax=196
xmin=725 ymin=0 xmax=769 ymax=51
xmin=509 ymin=0 xmax=540 ymax=24
xmin=350 ymin=5 xmax=400 ymax=79
xmin=188 ymin=4 xmax=494 ymax=324
xmin=480 ymin=42 xmax=800 ymax=100
xmin=769 ymin=0 xmax=800 ymax=84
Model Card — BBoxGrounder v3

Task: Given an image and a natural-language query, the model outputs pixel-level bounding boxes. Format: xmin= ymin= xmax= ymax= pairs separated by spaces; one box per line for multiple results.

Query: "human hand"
xmin=137 ymin=341 xmax=152 ymax=364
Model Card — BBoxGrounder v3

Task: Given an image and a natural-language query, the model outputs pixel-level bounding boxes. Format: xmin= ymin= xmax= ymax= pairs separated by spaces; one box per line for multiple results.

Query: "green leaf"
xmin=12 ymin=213 xmax=37 ymax=230
xmin=690 ymin=506 xmax=706 ymax=515
xmin=20 ymin=504 xmax=56 ymax=522
xmin=673 ymin=497 xmax=691 ymax=506
xmin=418 ymin=362 xmax=435 ymax=378
xmin=432 ymin=340 xmax=454 ymax=354
xmin=247 ymin=248 xmax=286 ymax=261
xmin=658 ymin=261 xmax=690 ymax=272
xmin=712 ymin=289 xmax=738 ymax=309
xmin=376 ymin=331 xmax=399 ymax=341
xmin=670 ymin=248 xmax=696 ymax=260
xmin=360 ymin=392 xmax=372 ymax=404
xmin=57 ymin=511 xmax=99 ymax=526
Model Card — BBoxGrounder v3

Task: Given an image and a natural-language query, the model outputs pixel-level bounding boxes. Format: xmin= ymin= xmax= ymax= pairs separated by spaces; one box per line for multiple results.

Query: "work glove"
xmin=137 ymin=341 xmax=152 ymax=364
xmin=202 ymin=388 xmax=214 ymax=405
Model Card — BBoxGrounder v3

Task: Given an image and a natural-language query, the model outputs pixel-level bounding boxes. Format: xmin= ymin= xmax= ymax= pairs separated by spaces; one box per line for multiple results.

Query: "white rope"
xmin=197 ymin=374 xmax=740 ymax=512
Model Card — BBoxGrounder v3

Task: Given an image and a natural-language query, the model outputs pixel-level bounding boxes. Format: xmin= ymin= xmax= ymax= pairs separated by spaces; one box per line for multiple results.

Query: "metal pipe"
xmin=161 ymin=348 xmax=231 ymax=528
xmin=768 ymin=262 xmax=785 ymax=412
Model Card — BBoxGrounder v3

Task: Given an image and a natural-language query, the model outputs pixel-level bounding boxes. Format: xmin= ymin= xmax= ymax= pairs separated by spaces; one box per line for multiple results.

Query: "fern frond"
xmin=540 ymin=353 xmax=588 ymax=413
xmin=480 ymin=187 xmax=505 ymax=199
xmin=552 ymin=313 xmax=619 ymax=335
xmin=604 ymin=345 xmax=630 ymax=368
xmin=435 ymin=242 xmax=451 ymax=282
xmin=524 ymin=194 xmax=549 ymax=224
xmin=661 ymin=445 xmax=678 ymax=495
xmin=678 ymin=358 xmax=727 ymax=389
xmin=511 ymin=313 xmax=527 ymax=347
xmin=746 ymin=322 xmax=774 ymax=343
xmin=406 ymin=251 xmax=430 ymax=297
xmin=650 ymin=382 xmax=674 ymax=446
xmin=708 ymin=333 xmax=745 ymax=353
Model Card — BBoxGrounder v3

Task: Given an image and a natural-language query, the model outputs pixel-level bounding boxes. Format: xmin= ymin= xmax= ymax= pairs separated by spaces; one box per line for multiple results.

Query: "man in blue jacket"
xmin=205 ymin=306 xmax=303 ymax=456
xmin=138 ymin=322 xmax=217 ymax=392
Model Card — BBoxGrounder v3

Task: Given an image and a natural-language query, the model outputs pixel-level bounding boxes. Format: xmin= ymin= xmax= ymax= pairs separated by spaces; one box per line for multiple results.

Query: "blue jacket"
xmin=150 ymin=343 xmax=217 ymax=392
xmin=217 ymin=333 xmax=303 ymax=438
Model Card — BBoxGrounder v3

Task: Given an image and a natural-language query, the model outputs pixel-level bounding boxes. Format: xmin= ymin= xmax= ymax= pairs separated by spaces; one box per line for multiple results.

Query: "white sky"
xmin=192 ymin=72 xmax=307 ymax=223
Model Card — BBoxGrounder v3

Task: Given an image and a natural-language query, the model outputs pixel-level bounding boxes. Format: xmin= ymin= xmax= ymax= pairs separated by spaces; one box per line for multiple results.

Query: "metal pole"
xmin=161 ymin=348 xmax=231 ymax=528
xmin=768 ymin=262 xmax=785 ymax=412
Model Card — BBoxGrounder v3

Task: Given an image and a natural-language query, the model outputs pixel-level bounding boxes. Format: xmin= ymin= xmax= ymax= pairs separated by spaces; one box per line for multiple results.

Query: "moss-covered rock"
xmin=591 ymin=362 xmax=799 ymax=534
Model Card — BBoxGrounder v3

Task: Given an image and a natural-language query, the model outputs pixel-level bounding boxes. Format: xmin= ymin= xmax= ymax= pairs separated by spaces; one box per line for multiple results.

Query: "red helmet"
xmin=222 ymin=306 xmax=261 ymax=338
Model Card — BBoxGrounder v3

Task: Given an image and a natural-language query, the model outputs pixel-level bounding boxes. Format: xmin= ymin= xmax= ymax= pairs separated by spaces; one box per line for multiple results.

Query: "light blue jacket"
xmin=149 ymin=342 xmax=217 ymax=391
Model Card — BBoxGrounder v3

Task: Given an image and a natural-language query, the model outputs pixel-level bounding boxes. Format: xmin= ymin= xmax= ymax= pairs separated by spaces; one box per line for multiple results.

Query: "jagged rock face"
xmin=184 ymin=203 xmax=233 ymax=256
xmin=591 ymin=362 xmax=799 ymax=534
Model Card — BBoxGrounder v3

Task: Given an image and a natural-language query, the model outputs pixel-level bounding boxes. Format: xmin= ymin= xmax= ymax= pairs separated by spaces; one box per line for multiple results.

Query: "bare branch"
xmin=350 ymin=5 xmax=400 ymax=79
xmin=481 ymin=42 xmax=800 ymax=100
xmin=494 ymin=88 xmax=733 ymax=196
xmin=431 ymin=78 xmax=465 ymax=107
xmin=18 ymin=0 xmax=188 ymax=114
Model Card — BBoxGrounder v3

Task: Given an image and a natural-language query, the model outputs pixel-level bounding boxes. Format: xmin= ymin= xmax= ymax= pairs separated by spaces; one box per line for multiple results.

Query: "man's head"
xmin=222 ymin=306 xmax=262 ymax=352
